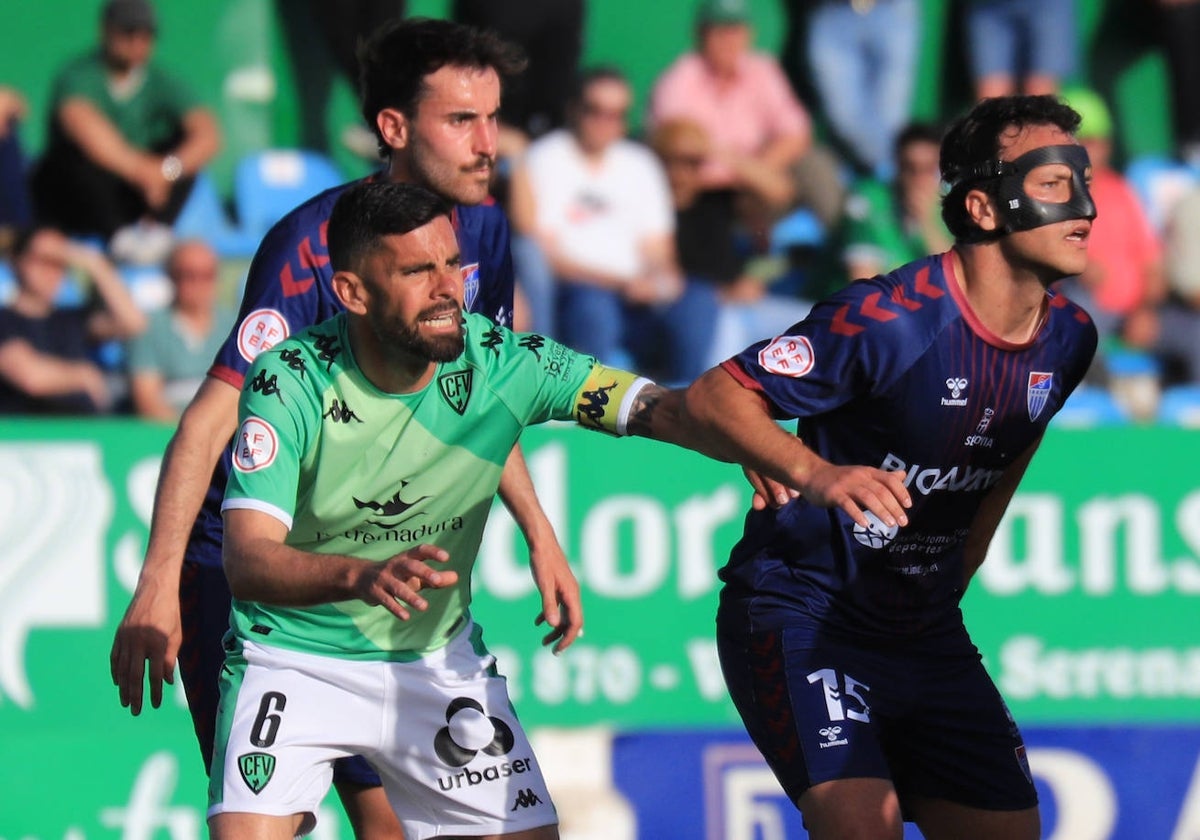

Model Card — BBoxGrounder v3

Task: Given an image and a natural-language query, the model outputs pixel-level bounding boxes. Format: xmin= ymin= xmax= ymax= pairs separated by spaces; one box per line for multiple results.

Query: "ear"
xmin=965 ymin=187 xmax=1002 ymax=233
xmin=332 ymin=270 xmax=369 ymax=315
xmin=376 ymin=107 xmax=409 ymax=153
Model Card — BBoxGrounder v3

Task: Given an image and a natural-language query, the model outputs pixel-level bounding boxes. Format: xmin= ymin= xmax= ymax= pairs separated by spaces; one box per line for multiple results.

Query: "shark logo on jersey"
xmin=1027 ymin=372 xmax=1053 ymax=421
xmin=438 ymin=370 xmax=473 ymax=415
xmin=942 ymin=377 xmax=969 ymax=406
xmin=353 ymin=481 xmax=430 ymax=526
xmin=461 ymin=262 xmax=480 ymax=313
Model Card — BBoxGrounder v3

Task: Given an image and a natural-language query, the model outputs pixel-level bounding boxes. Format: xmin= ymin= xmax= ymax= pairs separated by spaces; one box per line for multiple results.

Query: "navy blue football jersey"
xmin=718 ymin=252 xmax=1098 ymax=643
xmin=186 ymin=177 xmax=516 ymax=568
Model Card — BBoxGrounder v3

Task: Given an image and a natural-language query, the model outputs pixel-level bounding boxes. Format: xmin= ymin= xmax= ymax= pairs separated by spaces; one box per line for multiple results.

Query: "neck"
xmin=11 ymin=290 xmax=53 ymax=319
xmin=346 ymin=316 xmax=435 ymax=395
xmin=950 ymin=245 xmax=1050 ymax=344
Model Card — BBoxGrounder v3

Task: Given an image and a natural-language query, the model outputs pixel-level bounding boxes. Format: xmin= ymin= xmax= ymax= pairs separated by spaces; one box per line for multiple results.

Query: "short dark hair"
xmin=327 ymin=182 xmax=452 ymax=274
xmin=568 ymin=65 xmax=629 ymax=106
xmin=893 ymin=121 xmax=944 ymax=159
xmin=357 ymin=17 xmax=526 ymax=152
xmin=940 ymin=95 xmax=1082 ymax=241
xmin=10 ymin=226 xmax=49 ymax=260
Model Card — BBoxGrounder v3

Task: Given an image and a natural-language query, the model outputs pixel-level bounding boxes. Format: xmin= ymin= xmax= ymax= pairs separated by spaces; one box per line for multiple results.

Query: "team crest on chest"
xmin=461 ymin=262 xmax=480 ymax=312
xmin=1027 ymin=372 xmax=1053 ymax=421
xmin=438 ymin=369 xmax=473 ymax=415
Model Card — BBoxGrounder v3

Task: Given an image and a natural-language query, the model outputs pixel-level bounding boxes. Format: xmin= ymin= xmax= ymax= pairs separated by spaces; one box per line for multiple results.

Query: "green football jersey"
xmin=223 ymin=311 xmax=636 ymax=659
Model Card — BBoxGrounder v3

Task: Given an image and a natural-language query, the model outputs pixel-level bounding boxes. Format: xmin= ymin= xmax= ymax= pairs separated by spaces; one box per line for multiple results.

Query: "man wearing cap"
xmin=32 ymin=0 xmax=221 ymax=256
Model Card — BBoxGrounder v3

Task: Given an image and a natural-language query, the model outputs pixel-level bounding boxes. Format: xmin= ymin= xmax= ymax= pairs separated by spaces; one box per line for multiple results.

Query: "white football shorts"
xmin=208 ymin=621 xmax=558 ymax=838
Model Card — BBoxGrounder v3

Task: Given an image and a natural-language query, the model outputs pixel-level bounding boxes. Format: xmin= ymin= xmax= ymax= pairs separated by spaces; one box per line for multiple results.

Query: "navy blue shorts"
xmin=178 ymin=561 xmax=382 ymax=786
xmin=717 ymin=626 xmax=1037 ymax=813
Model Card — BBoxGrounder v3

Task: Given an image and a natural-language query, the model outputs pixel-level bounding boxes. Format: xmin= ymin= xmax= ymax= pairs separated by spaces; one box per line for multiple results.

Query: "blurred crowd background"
xmin=2 ymin=0 xmax=1199 ymax=427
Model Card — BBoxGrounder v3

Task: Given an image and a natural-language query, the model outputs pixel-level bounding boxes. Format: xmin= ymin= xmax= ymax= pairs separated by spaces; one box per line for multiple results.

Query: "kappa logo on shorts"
xmin=238 ymin=752 xmax=276 ymax=794
xmin=511 ymin=787 xmax=543 ymax=811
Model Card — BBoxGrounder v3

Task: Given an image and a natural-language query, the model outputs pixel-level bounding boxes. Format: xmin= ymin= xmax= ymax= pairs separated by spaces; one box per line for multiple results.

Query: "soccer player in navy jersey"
xmin=680 ymin=95 xmax=1099 ymax=838
xmin=110 ymin=18 xmax=575 ymax=839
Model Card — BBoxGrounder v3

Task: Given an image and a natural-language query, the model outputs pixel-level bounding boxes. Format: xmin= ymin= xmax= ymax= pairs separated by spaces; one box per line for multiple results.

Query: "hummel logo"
xmin=511 ymin=787 xmax=543 ymax=811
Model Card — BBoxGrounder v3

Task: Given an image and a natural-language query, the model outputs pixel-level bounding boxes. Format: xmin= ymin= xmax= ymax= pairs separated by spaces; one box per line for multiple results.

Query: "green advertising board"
xmin=0 ymin=419 xmax=1196 ymax=837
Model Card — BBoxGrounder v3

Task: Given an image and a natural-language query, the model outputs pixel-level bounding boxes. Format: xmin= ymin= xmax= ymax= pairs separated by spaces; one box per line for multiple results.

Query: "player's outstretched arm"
xmin=675 ymin=367 xmax=912 ymax=529
xmin=496 ymin=443 xmax=582 ymax=654
xmin=222 ymin=509 xmax=457 ymax=621
xmin=110 ymin=376 xmax=241 ymax=715
xmin=962 ymin=434 xmax=1042 ymax=589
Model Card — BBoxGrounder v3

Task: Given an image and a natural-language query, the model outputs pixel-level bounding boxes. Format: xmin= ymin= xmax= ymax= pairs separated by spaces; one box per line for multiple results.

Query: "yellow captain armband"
xmin=572 ymin=364 xmax=654 ymax=437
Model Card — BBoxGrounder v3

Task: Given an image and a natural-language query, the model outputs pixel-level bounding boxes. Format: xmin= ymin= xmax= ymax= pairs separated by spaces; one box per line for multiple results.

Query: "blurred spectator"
xmin=126 ymin=239 xmax=233 ymax=422
xmin=650 ymin=117 xmax=812 ymax=364
xmin=794 ymin=0 xmax=920 ymax=179
xmin=276 ymin=0 xmax=407 ymax=159
xmin=514 ymin=67 xmax=719 ymax=382
xmin=452 ymin=0 xmax=585 ymax=146
xmin=1155 ymin=0 xmax=1200 ymax=165
xmin=648 ymin=0 xmax=844 ymax=231
xmin=0 ymin=227 xmax=146 ymax=415
xmin=839 ymin=121 xmax=952 ymax=283
xmin=1057 ymin=87 xmax=1166 ymax=341
xmin=31 ymin=0 xmax=221 ymax=260
xmin=0 ymin=85 xmax=32 ymax=253
xmin=964 ymin=0 xmax=1077 ymax=100
xmin=1124 ymin=185 xmax=1200 ymax=385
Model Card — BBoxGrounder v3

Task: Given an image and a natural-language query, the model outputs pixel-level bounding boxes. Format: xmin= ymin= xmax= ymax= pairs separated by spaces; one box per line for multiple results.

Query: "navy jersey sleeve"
xmin=208 ymin=182 xmax=353 ymax=389
xmin=725 ymin=261 xmax=948 ymax=421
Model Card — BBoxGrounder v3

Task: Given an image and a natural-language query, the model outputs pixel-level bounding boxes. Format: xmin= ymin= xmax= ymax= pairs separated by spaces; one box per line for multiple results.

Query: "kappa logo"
xmin=511 ymin=788 xmax=544 ymax=811
xmin=941 ymin=376 xmax=969 ymax=406
xmin=438 ymin=369 xmax=473 ymax=415
xmin=575 ymin=380 xmax=617 ymax=430
xmin=238 ymin=752 xmax=276 ymax=794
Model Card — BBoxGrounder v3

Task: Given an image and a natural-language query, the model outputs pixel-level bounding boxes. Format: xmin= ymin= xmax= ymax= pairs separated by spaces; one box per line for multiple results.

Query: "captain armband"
xmin=572 ymin=365 xmax=654 ymax=437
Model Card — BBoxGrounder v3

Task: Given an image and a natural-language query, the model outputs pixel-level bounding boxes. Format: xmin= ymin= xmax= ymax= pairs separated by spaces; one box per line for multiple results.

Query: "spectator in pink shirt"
xmin=647 ymin=0 xmax=843 ymax=231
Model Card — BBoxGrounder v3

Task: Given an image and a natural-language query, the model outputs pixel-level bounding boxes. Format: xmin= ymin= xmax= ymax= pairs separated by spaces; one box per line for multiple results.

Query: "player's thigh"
xmin=716 ymin=628 xmax=893 ymax=803
xmin=908 ymin=797 xmax=1039 ymax=840
xmin=210 ymin=640 xmax=379 ymax=831
xmin=208 ymin=810 xmax=305 ymax=840
xmin=371 ymin=624 xmax=557 ymax=838
xmin=798 ymin=777 xmax=904 ymax=840
xmin=334 ymin=780 xmax=404 ymax=840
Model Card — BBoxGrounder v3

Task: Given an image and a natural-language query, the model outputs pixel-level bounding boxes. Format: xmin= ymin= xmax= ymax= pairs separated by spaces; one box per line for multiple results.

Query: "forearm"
xmin=59 ymin=98 xmax=151 ymax=183
xmin=497 ymin=443 xmax=557 ymax=550
xmin=223 ymin=531 xmax=365 ymax=605
xmin=139 ymin=377 xmax=239 ymax=587
xmin=0 ymin=343 xmax=101 ymax=397
xmin=172 ymin=109 xmax=221 ymax=174
xmin=83 ymin=251 xmax=147 ymax=340
xmin=677 ymin=367 xmax=821 ymax=487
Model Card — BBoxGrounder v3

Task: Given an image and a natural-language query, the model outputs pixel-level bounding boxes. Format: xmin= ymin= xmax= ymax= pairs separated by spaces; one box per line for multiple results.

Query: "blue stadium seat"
xmin=770 ymin=208 xmax=826 ymax=253
xmin=1052 ymin=386 xmax=1130 ymax=428
xmin=174 ymin=170 xmax=262 ymax=259
xmin=1124 ymin=155 xmax=1200 ymax=233
xmin=233 ymin=149 xmax=345 ymax=242
xmin=1157 ymin=384 xmax=1200 ymax=428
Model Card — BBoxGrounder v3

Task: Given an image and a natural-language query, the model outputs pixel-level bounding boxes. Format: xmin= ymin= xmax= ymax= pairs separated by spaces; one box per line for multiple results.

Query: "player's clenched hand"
xmin=800 ymin=462 xmax=911 ymax=529
xmin=110 ymin=577 xmax=181 ymax=716
xmin=528 ymin=540 xmax=583 ymax=655
xmin=355 ymin=544 xmax=458 ymax=620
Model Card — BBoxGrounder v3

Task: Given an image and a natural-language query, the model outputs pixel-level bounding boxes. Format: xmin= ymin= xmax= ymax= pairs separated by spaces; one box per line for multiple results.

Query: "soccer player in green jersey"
xmin=209 ymin=181 xmax=688 ymax=840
